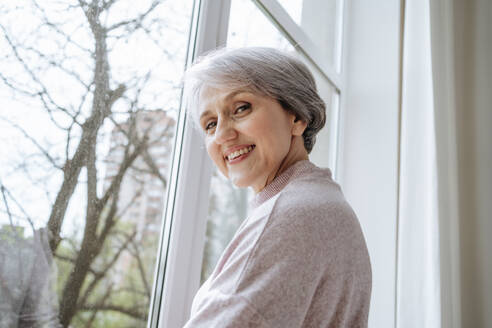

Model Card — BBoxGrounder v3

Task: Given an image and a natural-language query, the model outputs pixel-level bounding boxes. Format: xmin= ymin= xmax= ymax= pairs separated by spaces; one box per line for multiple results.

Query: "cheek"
xmin=206 ymin=142 xmax=220 ymax=163
xmin=206 ymin=141 xmax=228 ymax=173
xmin=254 ymin=121 xmax=292 ymax=154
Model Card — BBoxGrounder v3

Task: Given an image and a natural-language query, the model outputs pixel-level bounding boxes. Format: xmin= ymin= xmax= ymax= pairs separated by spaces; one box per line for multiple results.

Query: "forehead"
xmin=201 ymin=86 xmax=246 ymax=104
xmin=199 ymin=86 xmax=230 ymax=105
xmin=197 ymin=87 xmax=249 ymax=118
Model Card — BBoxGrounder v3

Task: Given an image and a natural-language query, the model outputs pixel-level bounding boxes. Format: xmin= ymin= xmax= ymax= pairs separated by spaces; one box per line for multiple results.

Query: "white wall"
xmin=339 ymin=1 xmax=402 ymax=327
xmin=397 ymin=0 xmax=440 ymax=326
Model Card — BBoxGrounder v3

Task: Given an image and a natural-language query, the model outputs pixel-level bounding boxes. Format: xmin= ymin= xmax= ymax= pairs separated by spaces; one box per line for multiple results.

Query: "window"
xmin=278 ymin=0 xmax=344 ymax=70
xmin=0 ymin=0 xmax=345 ymax=327
xmin=0 ymin=0 xmax=194 ymax=327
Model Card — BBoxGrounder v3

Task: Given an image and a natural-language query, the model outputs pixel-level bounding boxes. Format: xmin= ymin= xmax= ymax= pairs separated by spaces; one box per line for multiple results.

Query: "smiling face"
xmin=198 ymin=87 xmax=308 ymax=193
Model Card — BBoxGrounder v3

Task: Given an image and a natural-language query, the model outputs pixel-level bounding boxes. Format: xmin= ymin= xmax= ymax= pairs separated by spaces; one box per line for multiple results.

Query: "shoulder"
xmin=272 ymin=166 xmax=358 ymax=230
xmin=263 ymin=167 xmax=369 ymax=265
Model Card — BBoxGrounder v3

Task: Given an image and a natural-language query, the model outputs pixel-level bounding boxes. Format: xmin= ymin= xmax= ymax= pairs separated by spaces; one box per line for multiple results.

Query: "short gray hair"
xmin=183 ymin=47 xmax=326 ymax=153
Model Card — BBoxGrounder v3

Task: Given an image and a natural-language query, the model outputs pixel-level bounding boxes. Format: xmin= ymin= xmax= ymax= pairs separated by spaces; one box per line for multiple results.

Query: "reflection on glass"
xmin=279 ymin=0 xmax=344 ymax=71
xmin=0 ymin=0 xmax=193 ymax=327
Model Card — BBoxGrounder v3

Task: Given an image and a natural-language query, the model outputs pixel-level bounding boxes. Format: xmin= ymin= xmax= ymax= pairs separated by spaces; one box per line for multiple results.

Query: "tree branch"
xmin=107 ymin=0 xmax=161 ymax=32
xmin=128 ymin=240 xmax=151 ymax=299
xmin=0 ymin=180 xmax=36 ymax=230
xmin=58 ymin=133 xmax=146 ymax=327
xmin=83 ymin=282 xmax=113 ymax=328
xmin=0 ymin=24 xmax=75 ymax=119
xmin=0 ymin=184 xmax=14 ymax=226
xmin=0 ymin=117 xmax=63 ymax=170
xmin=77 ymin=228 xmax=137 ymax=308
xmin=79 ymin=303 xmax=147 ymax=321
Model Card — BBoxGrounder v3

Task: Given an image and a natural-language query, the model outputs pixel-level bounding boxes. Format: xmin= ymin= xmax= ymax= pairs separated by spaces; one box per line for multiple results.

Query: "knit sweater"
xmin=184 ymin=160 xmax=372 ymax=327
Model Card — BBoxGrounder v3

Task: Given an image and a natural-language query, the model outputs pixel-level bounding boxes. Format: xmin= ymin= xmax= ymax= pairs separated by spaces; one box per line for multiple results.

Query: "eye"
xmin=204 ymin=120 xmax=217 ymax=133
xmin=234 ymin=103 xmax=251 ymax=115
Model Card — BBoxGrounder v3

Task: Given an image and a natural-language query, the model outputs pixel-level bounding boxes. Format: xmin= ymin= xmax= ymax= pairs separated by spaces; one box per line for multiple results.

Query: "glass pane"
xmin=0 ymin=0 xmax=194 ymax=327
xmin=201 ymin=170 xmax=252 ymax=283
xmin=302 ymin=60 xmax=338 ymax=171
xmin=279 ymin=0 xmax=344 ymax=71
xmin=227 ymin=0 xmax=293 ymax=50
xmin=200 ymin=0 xmax=338 ymax=284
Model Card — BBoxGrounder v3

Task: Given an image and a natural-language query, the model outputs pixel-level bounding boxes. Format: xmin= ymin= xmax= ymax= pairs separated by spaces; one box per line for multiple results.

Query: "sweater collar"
xmin=249 ymin=159 xmax=315 ymax=210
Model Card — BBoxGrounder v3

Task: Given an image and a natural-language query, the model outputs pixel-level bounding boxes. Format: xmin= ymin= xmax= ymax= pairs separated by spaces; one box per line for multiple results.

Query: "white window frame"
xmin=148 ymin=1 xmax=348 ymax=327
xmin=253 ymin=0 xmax=344 ymax=91
xmin=148 ymin=1 xmax=231 ymax=327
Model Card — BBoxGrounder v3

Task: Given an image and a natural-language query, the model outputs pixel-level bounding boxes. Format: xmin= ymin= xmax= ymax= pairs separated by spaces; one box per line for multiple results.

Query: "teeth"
xmin=227 ymin=146 xmax=254 ymax=161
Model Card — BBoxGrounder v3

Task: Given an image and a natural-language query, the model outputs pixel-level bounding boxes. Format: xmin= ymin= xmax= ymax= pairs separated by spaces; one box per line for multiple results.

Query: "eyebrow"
xmin=198 ymin=89 xmax=248 ymax=122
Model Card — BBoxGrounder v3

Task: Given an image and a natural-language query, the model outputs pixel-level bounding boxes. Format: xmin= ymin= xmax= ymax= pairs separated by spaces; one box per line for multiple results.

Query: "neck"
xmin=254 ymin=135 xmax=308 ymax=193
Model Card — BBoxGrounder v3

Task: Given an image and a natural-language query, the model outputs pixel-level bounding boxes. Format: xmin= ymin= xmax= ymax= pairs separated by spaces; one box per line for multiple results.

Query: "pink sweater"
xmin=184 ymin=160 xmax=372 ymax=327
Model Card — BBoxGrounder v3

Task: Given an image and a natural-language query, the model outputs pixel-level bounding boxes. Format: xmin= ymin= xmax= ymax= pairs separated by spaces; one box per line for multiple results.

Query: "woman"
xmin=183 ymin=47 xmax=371 ymax=327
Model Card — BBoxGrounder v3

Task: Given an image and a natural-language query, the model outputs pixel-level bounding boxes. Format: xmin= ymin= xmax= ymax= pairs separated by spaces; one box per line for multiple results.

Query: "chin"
xmin=229 ymin=175 xmax=253 ymax=189
xmin=230 ymin=179 xmax=249 ymax=189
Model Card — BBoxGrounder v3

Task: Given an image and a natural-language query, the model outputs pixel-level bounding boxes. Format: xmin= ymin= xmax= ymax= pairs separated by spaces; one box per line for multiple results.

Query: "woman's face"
xmin=198 ymin=87 xmax=308 ymax=193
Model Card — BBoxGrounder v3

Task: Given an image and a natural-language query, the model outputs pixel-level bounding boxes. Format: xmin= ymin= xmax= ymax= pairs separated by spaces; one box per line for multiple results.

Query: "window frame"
xmin=253 ymin=0 xmax=344 ymax=91
xmin=149 ymin=1 xmax=231 ymax=327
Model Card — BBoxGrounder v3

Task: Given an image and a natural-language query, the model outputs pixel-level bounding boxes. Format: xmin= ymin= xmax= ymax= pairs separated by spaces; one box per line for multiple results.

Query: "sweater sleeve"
xmin=183 ymin=289 xmax=270 ymax=328
xmin=186 ymin=193 xmax=359 ymax=328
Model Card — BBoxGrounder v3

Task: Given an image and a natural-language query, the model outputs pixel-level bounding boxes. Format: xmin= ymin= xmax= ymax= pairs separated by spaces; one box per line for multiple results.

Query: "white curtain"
xmin=397 ymin=0 xmax=441 ymax=326
xmin=429 ymin=0 xmax=492 ymax=327
xmin=398 ymin=0 xmax=492 ymax=327
xmin=428 ymin=1 xmax=462 ymax=327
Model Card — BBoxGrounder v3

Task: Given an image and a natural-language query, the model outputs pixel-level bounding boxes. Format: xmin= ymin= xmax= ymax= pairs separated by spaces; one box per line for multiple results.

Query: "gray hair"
xmin=183 ymin=47 xmax=326 ymax=153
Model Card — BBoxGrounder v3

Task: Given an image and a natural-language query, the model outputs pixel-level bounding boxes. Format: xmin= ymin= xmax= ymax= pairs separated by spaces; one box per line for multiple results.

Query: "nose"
xmin=214 ymin=119 xmax=237 ymax=144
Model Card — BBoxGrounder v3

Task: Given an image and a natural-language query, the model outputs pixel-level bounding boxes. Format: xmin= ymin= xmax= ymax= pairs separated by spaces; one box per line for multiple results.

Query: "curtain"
xmin=429 ymin=0 xmax=492 ymax=327
xmin=397 ymin=0 xmax=441 ymax=326
xmin=399 ymin=0 xmax=492 ymax=327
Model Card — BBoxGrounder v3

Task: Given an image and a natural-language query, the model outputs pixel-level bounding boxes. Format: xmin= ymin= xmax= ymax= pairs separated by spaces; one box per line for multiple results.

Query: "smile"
xmin=226 ymin=145 xmax=255 ymax=161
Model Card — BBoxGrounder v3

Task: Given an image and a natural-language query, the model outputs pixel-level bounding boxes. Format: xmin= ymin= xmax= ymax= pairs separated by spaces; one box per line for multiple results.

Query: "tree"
xmin=0 ymin=0 xmax=190 ymax=326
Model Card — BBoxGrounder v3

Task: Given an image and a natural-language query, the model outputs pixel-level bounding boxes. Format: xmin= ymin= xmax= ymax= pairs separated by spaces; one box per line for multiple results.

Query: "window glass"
xmin=0 ymin=0 xmax=194 ymax=327
xmin=278 ymin=0 xmax=344 ymax=71
xmin=302 ymin=60 xmax=339 ymax=171
xmin=227 ymin=0 xmax=293 ymax=50
xmin=200 ymin=0 xmax=338 ymax=284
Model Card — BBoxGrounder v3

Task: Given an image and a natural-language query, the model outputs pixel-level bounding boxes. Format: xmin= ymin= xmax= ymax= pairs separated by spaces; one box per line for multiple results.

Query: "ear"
xmin=292 ymin=116 xmax=308 ymax=136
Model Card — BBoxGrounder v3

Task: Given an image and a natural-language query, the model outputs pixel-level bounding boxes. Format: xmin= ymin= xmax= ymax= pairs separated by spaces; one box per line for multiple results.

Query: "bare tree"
xmin=0 ymin=0 xmax=186 ymax=326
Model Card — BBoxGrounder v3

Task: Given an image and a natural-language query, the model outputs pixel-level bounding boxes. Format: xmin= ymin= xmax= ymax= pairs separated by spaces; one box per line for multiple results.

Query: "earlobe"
xmin=292 ymin=119 xmax=307 ymax=136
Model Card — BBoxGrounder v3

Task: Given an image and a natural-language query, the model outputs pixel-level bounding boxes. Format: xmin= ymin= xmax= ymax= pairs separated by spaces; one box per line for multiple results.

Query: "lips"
xmin=224 ymin=144 xmax=256 ymax=161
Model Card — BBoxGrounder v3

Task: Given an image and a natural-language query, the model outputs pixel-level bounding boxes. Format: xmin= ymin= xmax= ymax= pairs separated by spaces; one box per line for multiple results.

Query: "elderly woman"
xmin=183 ymin=47 xmax=371 ymax=327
